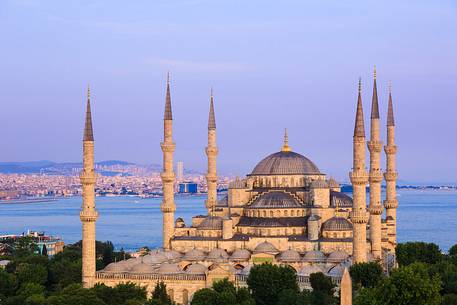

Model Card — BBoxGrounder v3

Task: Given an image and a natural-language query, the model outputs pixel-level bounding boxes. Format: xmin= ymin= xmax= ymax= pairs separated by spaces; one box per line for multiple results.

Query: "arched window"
xmin=169 ymin=289 xmax=174 ymax=302
xmin=284 ymin=210 xmax=288 ymax=217
xmin=291 ymin=210 xmax=295 ymax=217
xmin=263 ymin=210 xmax=267 ymax=217
xmin=182 ymin=289 xmax=189 ymax=305
xmin=270 ymin=211 xmax=274 ymax=217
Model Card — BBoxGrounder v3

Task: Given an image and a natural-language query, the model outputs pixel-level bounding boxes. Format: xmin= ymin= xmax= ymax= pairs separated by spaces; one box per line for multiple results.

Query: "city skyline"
xmin=1 ymin=0 xmax=457 ymax=183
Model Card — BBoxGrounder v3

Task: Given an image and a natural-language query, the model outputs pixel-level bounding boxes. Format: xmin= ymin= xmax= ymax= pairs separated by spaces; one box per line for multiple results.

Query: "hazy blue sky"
xmin=1 ymin=0 xmax=456 ymax=182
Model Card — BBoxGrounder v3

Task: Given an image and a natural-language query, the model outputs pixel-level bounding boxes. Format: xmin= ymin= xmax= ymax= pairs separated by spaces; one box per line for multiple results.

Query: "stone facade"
xmin=81 ymin=75 xmax=398 ymax=304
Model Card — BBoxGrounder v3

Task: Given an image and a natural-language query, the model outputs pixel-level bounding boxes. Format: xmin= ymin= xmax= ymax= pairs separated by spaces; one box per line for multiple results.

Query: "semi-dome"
xmin=298 ymin=265 xmax=325 ymax=276
xmin=130 ymin=262 xmax=156 ymax=274
xmin=142 ymin=252 xmax=168 ymax=265
xmin=198 ymin=216 xmax=223 ymax=230
xmin=327 ymin=250 xmax=349 ymax=263
xmin=158 ymin=263 xmax=181 ymax=275
xmin=207 ymin=248 xmax=229 ymax=260
xmin=322 ymin=217 xmax=353 ymax=231
xmin=254 ymin=241 xmax=279 ymax=254
xmin=302 ymin=250 xmax=326 ymax=263
xmin=186 ymin=263 xmax=207 ymax=275
xmin=250 ymin=151 xmax=320 ymax=176
xmin=330 ymin=191 xmax=353 ymax=208
xmin=230 ymin=249 xmax=251 ymax=261
xmin=248 ymin=191 xmax=303 ymax=209
xmin=278 ymin=249 xmax=301 ymax=262
xmin=328 ymin=264 xmax=345 ymax=277
xmin=183 ymin=248 xmax=206 ymax=261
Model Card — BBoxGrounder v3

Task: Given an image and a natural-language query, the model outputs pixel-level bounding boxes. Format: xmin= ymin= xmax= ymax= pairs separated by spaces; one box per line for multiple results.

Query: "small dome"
xmin=310 ymin=180 xmax=329 ymax=189
xmin=207 ymin=248 xmax=229 ymax=260
xmin=328 ymin=264 xmax=345 ymax=277
xmin=175 ymin=218 xmax=185 ymax=228
xmin=298 ymin=265 xmax=325 ymax=276
xmin=183 ymin=248 xmax=206 ymax=261
xmin=230 ymin=249 xmax=251 ymax=261
xmin=157 ymin=263 xmax=181 ymax=275
xmin=302 ymin=250 xmax=326 ymax=263
xmin=104 ymin=261 xmax=129 ymax=273
xmin=158 ymin=249 xmax=182 ymax=261
xmin=130 ymin=262 xmax=156 ymax=274
xmin=250 ymin=151 xmax=320 ymax=176
xmin=125 ymin=258 xmax=141 ymax=267
xmin=327 ymin=250 xmax=349 ymax=263
xmin=254 ymin=241 xmax=279 ymax=254
xmin=327 ymin=177 xmax=339 ymax=188
xmin=186 ymin=263 xmax=207 ymax=275
xmin=308 ymin=214 xmax=321 ymax=221
xmin=198 ymin=216 xmax=223 ymax=230
xmin=278 ymin=249 xmax=301 ymax=262
xmin=142 ymin=252 xmax=168 ymax=265
xmin=248 ymin=191 xmax=302 ymax=209
xmin=322 ymin=217 xmax=353 ymax=231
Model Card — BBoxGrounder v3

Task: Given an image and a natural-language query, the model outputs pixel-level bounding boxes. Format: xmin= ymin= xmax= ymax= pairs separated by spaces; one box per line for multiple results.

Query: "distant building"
xmin=177 ymin=161 xmax=184 ymax=182
xmin=179 ymin=182 xmax=198 ymax=194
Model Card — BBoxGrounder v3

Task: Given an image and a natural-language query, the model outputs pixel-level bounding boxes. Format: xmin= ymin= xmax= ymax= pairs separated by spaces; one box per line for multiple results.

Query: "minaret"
xmin=350 ymin=79 xmax=369 ymax=263
xmin=383 ymin=84 xmax=398 ymax=246
xmin=367 ymin=67 xmax=383 ymax=259
xmin=205 ymin=88 xmax=218 ymax=214
xmin=80 ymin=86 xmax=98 ymax=288
xmin=160 ymin=74 xmax=176 ymax=249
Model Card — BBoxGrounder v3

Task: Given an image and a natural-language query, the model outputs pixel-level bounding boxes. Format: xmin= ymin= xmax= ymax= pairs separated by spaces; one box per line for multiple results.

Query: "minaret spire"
xmin=80 ymin=86 xmax=98 ymax=288
xmin=384 ymin=83 xmax=398 ymax=248
xmin=83 ymin=85 xmax=94 ymax=141
xmin=164 ymin=72 xmax=173 ymax=120
xmin=205 ymin=88 xmax=219 ymax=215
xmin=350 ymin=78 xmax=369 ymax=264
xmin=367 ymin=67 xmax=383 ymax=259
xmin=281 ymin=128 xmax=291 ymax=152
xmin=160 ymin=74 xmax=176 ymax=249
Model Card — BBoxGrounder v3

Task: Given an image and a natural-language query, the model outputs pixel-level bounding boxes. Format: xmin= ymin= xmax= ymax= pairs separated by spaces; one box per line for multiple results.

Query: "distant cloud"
xmin=146 ymin=58 xmax=254 ymax=72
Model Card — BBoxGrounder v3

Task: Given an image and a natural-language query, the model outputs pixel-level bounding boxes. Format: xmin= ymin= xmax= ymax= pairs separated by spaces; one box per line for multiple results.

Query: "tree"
xmin=149 ymin=281 xmax=172 ymax=305
xmin=354 ymin=263 xmax=441 ymax=305
xmin=442 ymin=294 xmax=457 ymax=305
xmin=93 ymin=283 xmax=147 ymax=305
xmin=449 ymin=245 xmax=457 ymax=257
xmin=46 ymin=284 xmax=105 ymax=305
xmin=247 ymin=263 xmax=299 ymax=305
xmin=41 ymin=245 xmax=48 ymax=257
xmin=0 ymin=268 xmax=17 ymax=298
xmin=310 ymin=272 xmax=334 ymax=295
xmin=16 ymin=263 xmax=48 ymax=286
xmin=191 ymin=288 xmax=218 ymax=305
xmin=277 ymin=289 xmax=301 ymax=305
xmin=396 ymin=242 xmax=442 ymax=266
xmin=350 ymin=262 xmax=384 ymax=289
xmin=429 ymin=260 xmax=457 ymax=295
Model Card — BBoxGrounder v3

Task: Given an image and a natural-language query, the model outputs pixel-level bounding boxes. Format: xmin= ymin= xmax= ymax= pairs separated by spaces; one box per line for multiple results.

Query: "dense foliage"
xmin=0 ymin=238 xmax=168 ymax=305
xmin=353 ymin=242 xmax=457 ymax=305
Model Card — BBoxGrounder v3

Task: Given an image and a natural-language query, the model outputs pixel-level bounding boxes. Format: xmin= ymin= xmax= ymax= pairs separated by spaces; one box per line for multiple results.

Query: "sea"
xmin=1 ymin=189 xmax=456 ymax=252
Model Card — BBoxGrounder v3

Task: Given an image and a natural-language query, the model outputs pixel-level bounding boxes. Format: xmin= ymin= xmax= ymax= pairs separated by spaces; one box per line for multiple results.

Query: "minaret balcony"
xmin=369 ymin=170 xmax=383 ymax=183
xmin=80 ymin=210 xmax=98 ymax=222
xmin=206 ymin=174 xmax=218 ymax=182
xmin=384 ymin=145 xmax=397 ymax=154
xmin=160 ymin=172 xmax=175 ymax=182
xmin=383 ymin=171 xmax=398 ymax=181
xmin=383 ymin=199 xmax=398 ymax=209
xmin=161 ymin=142 xmax=176 ymax=152
xmin=350 ymin=210 xmax=369 ymax=223
xmin=80 ymin=172 xmax=96 ymax=184
xmin=161 ymin=202 xmax=176 ymax=212
xmin=349 ymin=171 xmax=369 ymax=185
xmin=367 ymin=141 xmax=383 ymax=153
xmin=205 ymin=147 xmax=219 ymax=155
xmin=368 ymin=204 xmax=384 ymax=215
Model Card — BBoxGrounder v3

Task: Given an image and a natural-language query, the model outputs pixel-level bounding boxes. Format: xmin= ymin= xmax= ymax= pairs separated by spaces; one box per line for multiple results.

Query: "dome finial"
xmin=282 ymin=128 xmax=291 ymax=152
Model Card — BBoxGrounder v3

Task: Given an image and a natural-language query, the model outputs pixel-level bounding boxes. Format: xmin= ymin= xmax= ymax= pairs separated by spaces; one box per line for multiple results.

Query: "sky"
xmin=0 ymin=0 xmax=456 ymax=183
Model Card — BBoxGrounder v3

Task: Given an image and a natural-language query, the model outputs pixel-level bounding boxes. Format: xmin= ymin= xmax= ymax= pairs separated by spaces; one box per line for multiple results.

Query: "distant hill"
xmin=0 ymin=160 xmax=162 ymax=176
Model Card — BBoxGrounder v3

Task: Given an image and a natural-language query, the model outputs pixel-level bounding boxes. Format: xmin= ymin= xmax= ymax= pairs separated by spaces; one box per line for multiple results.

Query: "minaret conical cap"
xmin=83 ymin=86 xmax=94 ymax=141
xmin=354 ymin=78 xmax=366 ymax=138
xmin=371 ymin=66 xmax=380 ymax=119
xmin=208 ymin=88 xmax=216 ymax=130
xmin=164 ymin=72 xmax=173 ymax=120
xmin=387 ymin=84 xmax=395 ymax=126
xmin=281 ymin=128 xmax=291 ymax=152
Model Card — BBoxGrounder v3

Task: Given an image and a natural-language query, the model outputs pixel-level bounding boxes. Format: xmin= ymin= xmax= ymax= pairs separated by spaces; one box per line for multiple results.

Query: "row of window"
xmin=244 ymin=208 xmax=306 ymax=218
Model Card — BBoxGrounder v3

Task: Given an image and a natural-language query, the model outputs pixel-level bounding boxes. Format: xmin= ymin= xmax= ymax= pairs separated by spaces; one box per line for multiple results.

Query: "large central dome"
xmin=250 ymin=151 xmax=321 ymax=175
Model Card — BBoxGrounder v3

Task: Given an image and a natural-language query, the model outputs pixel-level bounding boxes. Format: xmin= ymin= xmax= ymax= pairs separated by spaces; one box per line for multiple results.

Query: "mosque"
xmin=78 ymin=71 xmax=398 ymax=304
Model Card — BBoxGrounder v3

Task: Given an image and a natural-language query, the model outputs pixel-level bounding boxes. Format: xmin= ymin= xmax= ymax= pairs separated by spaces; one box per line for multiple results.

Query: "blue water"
xmin=1 ymin=190 xmax=456 ymax=252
